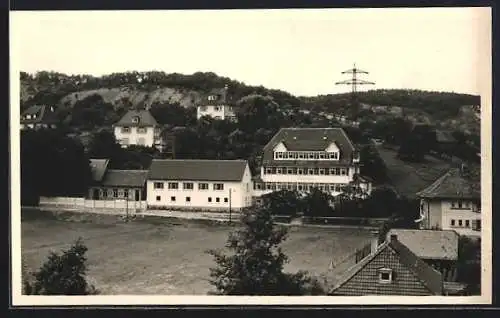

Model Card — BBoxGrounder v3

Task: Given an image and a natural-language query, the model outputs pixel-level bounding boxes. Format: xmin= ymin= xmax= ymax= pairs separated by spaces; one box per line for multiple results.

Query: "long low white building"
xmin=146 ymin=159 xmax=253 ymax=211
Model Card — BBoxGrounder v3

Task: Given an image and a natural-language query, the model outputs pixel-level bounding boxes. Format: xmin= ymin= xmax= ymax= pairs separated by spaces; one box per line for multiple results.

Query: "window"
xmin=319 ymin=153 xmax=326 ymax=159
xmin=308 ymin=153 xmax=315 ymax=159
xmin=378 ymin=268 xmax=393 ymax=283
xmin=451 ymin=219 xmax=456 ymax=226
xmin=208 ymin=197 xmax=212 ymax=202
xmin=214 ymin=183 xmax=224 ymax=190
xmin=287 ymin=168 xmax=293 ymax=174
xmin=170 ymin=196 xmax=176 ymax=202
xmin=313 ymin=168 xmax=319 ymax=175
xmin=124 ymin=190 xmax=129 ymax=198
xmin=183 ymin=182 xmax=194 ymax=190
xmin=113 ymin=189 xmax=118 ymax=198
xmin=313 ymin=153 xmax=319 ymax=159
xmin=118 ymin=189 xmax=124 ymax=197
xmin=121 ymin=127 xmax=131 ymax=133
xmin=198 ymin=183 xmax=209 ymax=190
xmin=186 ymin=197 xmax=191 ymax=202
xmin=451 ymin=201 xmax=456 ymax=208
xmin=465 ymin=220 xmax=470 ymax=228
xmin=298 ymin=169 xmax=303 ymax=175
xmin=168 ymin=182 xmax=179 ymax=189
xmin=308 ymin=169 xmax=314 ymax=175
xmin=214 ymin=106 xmax=220 ymax=111
xmin=458 ymin=201 xmax=463 ymax=209
xmin=319 ymin=168 xmax=325 ymax=175
xmin=458 ymin=220 xmax=463 ymax=227
xmin=216 ymin=197 xmax=220 ymax=203
xmin=156 ymin=196 xmax=161 ymax=201
xmin=137 ymin=127 xmax=147 ymax=134
xmin=132 ymin=116 xmax=140 ymax=124
xmin=266 ymin=168 xmax=272 ymax=174
xmin=298 ymin=153 xmax=305 ymax=159
xmin=276 ymin=168 xmax=282 ymax=174
xmin=153 ymin=182 xmax=164 ymax=189
xmin=277 ymin=152 xmax=283 ymax=159
xmin=340 ymin=168 xmax=347 ymax=176
xmin=224 ymin=198 xmax=228 ymax=203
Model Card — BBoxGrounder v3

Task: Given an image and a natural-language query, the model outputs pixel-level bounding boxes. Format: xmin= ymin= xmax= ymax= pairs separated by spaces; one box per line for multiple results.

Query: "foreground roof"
xmin=114 ymin=110 xmax=158 ymax=127
xmin=416 ymin=168 xmax=480 ymax=199
xmin=89 ymin=159 xmax=109 ymax=183
xmin=330 ymin=238 xmax=443 ymax=296
xmin=387 ymin=229 xmax=459 ymax=261
xmin=100 ymin=170 xmax=148 ymax=188
xmin=262 ymin=128 xmax=355 ymax=165
xmin=148 ymin=159 xmax=248 ymax=182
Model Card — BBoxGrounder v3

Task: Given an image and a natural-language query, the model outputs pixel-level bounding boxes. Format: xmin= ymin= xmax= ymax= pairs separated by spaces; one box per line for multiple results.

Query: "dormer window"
xmin=208 ymin=95 xmax=218 ymax=101
xmin=378 ymin=268 xmax=393 ymax=284
xmin=132 ymin=116 xmax=140 ymax=124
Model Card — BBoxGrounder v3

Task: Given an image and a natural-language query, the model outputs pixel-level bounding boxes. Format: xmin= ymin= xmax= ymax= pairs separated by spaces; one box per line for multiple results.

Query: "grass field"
xmin=375 ymin=145 xmax=452 ymax=198
xmin=21 ymin=209 xmax=374 ymax=295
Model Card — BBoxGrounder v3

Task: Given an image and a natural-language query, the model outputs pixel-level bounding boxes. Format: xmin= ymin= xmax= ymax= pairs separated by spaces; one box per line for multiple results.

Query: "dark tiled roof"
xmin=416 ymin=168 xmax=480 ymax=199
xmin=148 ymin=159 xmax=248 ymax=182
xmin=387 ymin=229 xmax=459 ymax=261
xmin=89 ymin=159 xmax=109 ymax=182
xmin=389 ymin=239 xmax=444 ymax=295
xmin=199 ymin=87 xmax=235 ymax=106
xmin=100 ymin=170 xmax=148 ymax=188
xmin=114 ymin=110 xmax=158 ymax=127
xmin=330 ymin=238 xmax=443 ymax=296
xmin=21 ymin=105 xmax=58 ymax=125
xmin=262 ymin=128 xmax=355 ymax=166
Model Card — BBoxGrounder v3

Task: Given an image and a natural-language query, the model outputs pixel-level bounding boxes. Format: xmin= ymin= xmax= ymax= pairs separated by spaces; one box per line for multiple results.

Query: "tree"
xmin=24 ymin=238 xmax=98 ymax=295
xmin=206 ymin=206 xmax=325 ymax=295
xmin=301 ymin=188 xmax=334 ymax=217
xmin=261 ymin=190 xmax=303 ymax=217
xmin=456 ymin=236 xmax=481 ymax=295
xmin=235 ymin=94 xmax=284 ymax=133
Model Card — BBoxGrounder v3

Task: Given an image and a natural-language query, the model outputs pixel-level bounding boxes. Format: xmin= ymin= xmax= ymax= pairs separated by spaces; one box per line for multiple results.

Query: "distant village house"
xmin=20 ymin=105 xmax=58 ymax=130
xmin=113 ymin=110 xmax=164 ymax=150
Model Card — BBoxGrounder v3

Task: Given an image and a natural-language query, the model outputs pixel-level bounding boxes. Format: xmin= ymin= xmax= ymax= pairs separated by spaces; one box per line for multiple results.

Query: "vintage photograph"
xmin=10 ymin=7 xmax=491 ymax=305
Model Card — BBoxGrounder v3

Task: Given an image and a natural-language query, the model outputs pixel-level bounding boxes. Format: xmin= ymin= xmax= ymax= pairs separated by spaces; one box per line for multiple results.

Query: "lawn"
xmin=375 ymin=145 xmax=452 ymax=198
xmin=21 ymin=209 xmax=374 ymax=295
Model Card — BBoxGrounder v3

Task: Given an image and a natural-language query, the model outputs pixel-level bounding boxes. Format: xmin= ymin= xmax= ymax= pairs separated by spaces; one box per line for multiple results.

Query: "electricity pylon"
xmin=335 ymin=63 xmax=375 ymax=119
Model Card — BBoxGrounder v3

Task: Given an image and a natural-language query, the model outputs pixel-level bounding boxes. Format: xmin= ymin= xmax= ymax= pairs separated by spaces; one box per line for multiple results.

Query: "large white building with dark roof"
xmin=113 ymin=109 xmax=163 ymax=149
xmin=253 ymin=127 xmax=372 ymax=197
xmin=146 ymin=159 xmax=253 ymax=211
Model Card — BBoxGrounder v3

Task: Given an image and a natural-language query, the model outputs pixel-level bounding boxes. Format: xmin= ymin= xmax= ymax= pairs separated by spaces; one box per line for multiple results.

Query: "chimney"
xmin=390 ymin=234 xmax=398 ymax=242
xmin=370 ymin=230 xmax=380 ymax=253
xmin=223 ymin=84 xmax=229 ymax=103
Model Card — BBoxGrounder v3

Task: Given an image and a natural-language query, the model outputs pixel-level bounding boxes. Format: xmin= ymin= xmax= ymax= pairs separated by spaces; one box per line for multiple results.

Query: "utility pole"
xmin=335 ymin=63 xmax=375 ymax=120
xmin=125 ymin=190 xmax=129 ymax=222
xmin=228 ymin=188 xmax=232 ymax=224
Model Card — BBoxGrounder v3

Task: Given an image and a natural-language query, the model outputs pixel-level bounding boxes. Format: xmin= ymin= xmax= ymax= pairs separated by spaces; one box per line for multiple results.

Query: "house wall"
xmin=441 ymin=200 xmax=481 ymax=237
xmin=420 ymin=198 xmax=481 ymax=236
xmin=197 ymin=105 xmax=235 ymax=120
xmin=114 ymin=126 xmax=156 ymax=148
xmin=146 ymin=178 xmax=251 ymax=211
xmin=332 ymin=247 xmax=437 ymax=296
xmin=420 ymin=199 xmax=443 ymax=229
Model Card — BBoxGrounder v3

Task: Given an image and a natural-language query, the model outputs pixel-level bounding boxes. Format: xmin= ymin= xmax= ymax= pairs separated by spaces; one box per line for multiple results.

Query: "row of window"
xmin=263 ymin=166 xmax=349 ymax=176
xmin=450 ymin=200 xmax=475 ymax=210
xmin=96 ymin=188 xmax=134 ymax=198
xmin=153 ymin=182 xmax=225 ymax=191
xmin=450 ymin=218 xmax=481 ymax=230
xmin=254 ymin=182 xmax=348 ymax=192
xmin=121 ymin=127 xmax=148 ymax=134
xmin=156 ymin=195 xmax=230 ymax=203
xmin=199 ymin=105 xmax=233 ymax=112
xmin=274 ymin=151 xmax=340 ymax=160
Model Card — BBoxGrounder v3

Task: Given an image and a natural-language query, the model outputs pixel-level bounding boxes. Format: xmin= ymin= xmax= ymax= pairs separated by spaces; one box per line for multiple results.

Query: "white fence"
xmin=39 ymin=196 xmax=147 ymax=213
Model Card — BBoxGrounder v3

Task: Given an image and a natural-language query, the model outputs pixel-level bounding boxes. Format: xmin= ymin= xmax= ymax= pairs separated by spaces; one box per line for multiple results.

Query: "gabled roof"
xmin=387 ymin=229 xmax=459 ymax=261
xmin=262 ymin=128 xmax=355 ymax=166
xmin=416 ymin=168 xmax=480 ymax=199
xmin=89 ymin=159 xmax=109 ymax=183
xmin=148 ymin=159 xmax=248 ymax=182
xmin=330 ymin=237 xmax=443 ymax=296
xmin=199 ymin=87 xmax=234 ymax=106
xmin=114 ymin=110 xmax=158 ymax=127
xmin=21 ymin=105 xmax=58 ymax=124
xmin=100 ymin=170 xmax=148 ymax=188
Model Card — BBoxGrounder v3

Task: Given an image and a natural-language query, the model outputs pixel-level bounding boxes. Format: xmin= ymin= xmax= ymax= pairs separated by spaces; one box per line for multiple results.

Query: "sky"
xmin=10 ymin=8 xmax=490 ymax=97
